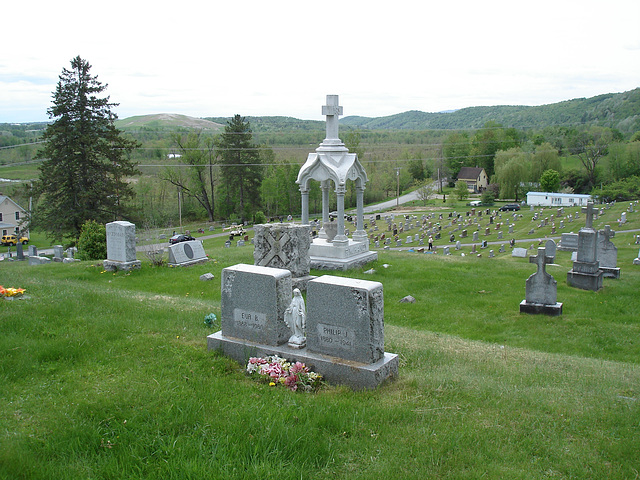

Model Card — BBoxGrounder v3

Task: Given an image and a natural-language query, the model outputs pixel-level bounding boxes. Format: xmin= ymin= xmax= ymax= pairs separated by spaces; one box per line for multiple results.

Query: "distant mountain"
xmin=340 ymin=88 xmax=640 ymax=132
xmin=116 ymin=88 xmax=640 ymax=135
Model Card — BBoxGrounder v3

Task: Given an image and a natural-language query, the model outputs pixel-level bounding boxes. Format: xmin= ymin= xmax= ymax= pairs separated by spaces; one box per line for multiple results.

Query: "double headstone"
xmin=208 ymin=264 xmax=398 ymax=390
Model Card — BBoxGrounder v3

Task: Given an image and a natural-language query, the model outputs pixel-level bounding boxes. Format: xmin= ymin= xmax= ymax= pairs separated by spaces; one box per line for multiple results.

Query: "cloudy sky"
xmin=2 ymin=0 xmax=639 ymax=123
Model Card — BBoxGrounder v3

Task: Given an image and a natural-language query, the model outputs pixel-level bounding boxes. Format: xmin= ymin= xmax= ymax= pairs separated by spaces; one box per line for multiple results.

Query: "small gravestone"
xmin=28 ymin=255 xmax=51 ymax=265
xmin=545 ymin=239 xmax=557 ymax=263
xmin=224 ymin=240 xmax=231 ymax=248
xmin=558 ymin=233 xmax=578 ymax=251
xmin=53 ymin=245 xmax=64 ymax=262
xmin=520 ymin=246 xmax=562 ymax=315
xmin=236 ymin=240 xmax=245 ymax=247
xmin=597 ymin=225 xmax=620 ymax=278
xmin=455 ymin=241 xmax=461 ymax=250
xmin=497 ymin=231 xmax=503 ymax=239
xmin=16 ymin=242 xmax=24 ymax=261
xmin=168 ymin=240 xmax=208 ymax=267
xmin=443 ymin=246 xmax=450 ymax=255
xmin=634 ymin=248 xmax=640 ymax=265
xmin=103 ymin=221 xmax=141 ymax=272
xmin=509 ymin=224 xmax=514 ymax=234
xmin=499 ymin=244 xmax=505 ymax=253
xmin=200 ymin=272 xmax=215 ymax=281
xmin=512 ymin=247 xmax=528 ymax=258
xmin=489 ymin=250 xmax=494 ymax=258
xmin=28 ymin=245 xmax=37 ymax=257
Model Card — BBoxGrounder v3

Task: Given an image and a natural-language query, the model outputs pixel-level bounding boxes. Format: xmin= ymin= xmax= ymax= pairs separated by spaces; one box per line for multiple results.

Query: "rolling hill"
xmin=115 ymin=88 xmax=640 ymax=135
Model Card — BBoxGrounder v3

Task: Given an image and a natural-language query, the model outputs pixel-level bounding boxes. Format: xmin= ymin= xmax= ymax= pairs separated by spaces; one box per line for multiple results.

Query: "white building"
xmin=526 ymin=192 xmax=592 ymax=207
xmin=0 ymin=195 xmax=28 ymax=236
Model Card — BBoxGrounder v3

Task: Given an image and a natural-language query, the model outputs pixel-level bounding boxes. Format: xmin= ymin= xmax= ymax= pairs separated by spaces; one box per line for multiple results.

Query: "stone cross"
xmin=601 ymin=224 xmax=615 ymax=243
xmin=322 ymin=95 xmax=343 ymax=141
xmin=530 ymin=246 xmax=553 ymax=274
xmin=582 ymin=202 xmax=596 ymax=229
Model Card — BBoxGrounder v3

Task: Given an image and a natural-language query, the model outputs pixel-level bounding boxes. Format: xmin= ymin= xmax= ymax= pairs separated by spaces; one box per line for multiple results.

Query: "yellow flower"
xmin=269 ymin=382 xmax=276 ymax=387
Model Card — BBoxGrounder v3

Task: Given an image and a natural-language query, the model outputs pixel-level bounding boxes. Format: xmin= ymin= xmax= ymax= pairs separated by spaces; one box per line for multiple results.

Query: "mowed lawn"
xmin=1 ymin=213 xmax=639 ymax=479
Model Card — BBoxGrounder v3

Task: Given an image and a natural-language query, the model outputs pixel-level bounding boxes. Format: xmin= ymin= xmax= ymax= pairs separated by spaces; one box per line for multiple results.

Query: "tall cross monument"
xmin=295 ymin=95 xmax=377 ymax=270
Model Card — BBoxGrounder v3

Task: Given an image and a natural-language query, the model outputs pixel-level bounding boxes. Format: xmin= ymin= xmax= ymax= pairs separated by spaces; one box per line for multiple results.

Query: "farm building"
xmin=526 ymin=192 xmax=592 ymax=207
xmin=457 ymin=167 xmax=488 ymax=193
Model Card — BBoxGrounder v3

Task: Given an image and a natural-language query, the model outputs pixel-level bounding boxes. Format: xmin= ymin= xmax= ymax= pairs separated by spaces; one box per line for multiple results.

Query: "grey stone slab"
xmin=207 ymin=332 xmax=398 ymax=390
xmin=168 ymin=240 xmax=208 ymax=266
xmin=306 ymin=275 xmax=384 ymax=364
xmin=253 ymin=223 xmax=311 ymax=277
xmin=106 ymin=221 xmax=138 ymax=263
xmin=220 ymin=264 xmax=292 ymax=346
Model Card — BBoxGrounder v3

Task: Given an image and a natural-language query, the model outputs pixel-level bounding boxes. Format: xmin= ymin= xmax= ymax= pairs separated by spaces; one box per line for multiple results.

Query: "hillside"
xmin=340 ymin=88 xmax=640 ymax=132
xmin=115 ymin=113 xmax=224 ymax=131
xmin=111 ymin=87 xmax=640 ymax=135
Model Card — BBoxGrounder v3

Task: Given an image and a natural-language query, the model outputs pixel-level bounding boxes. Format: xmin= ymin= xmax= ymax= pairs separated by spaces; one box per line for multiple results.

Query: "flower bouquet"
xmin=0 ymin=285 xmax=26 ymax=300
xmin=246 ymin=355 xmax=323 ymax=392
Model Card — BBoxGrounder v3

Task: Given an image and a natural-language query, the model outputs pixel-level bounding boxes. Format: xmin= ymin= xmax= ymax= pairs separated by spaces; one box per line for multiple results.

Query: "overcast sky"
xmin=2 ymin=0 xmax=639 ymax=123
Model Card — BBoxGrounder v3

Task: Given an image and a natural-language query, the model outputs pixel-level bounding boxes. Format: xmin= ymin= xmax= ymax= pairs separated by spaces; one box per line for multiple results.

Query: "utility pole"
xmin=395 ymin=167 xmax=401 ymax=207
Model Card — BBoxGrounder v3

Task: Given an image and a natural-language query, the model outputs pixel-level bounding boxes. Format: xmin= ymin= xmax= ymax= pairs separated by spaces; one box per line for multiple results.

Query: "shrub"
xmin=76 ymin=220 xmax=107 ymax=260
xmin=254 ymin=211 xmax=266 ymax=225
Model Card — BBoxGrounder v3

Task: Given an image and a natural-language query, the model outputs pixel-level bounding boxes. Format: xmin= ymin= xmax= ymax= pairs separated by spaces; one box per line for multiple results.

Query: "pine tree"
xmin=215 ymin=115 xmax=262 ymax=221
xmin=33 ymin=56 xmax=140 ymax=241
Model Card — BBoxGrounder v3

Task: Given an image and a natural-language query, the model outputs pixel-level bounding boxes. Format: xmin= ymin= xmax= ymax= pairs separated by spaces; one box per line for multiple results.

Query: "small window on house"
xmin=15 ymin=211 xmax=20 ymax=220
xmin=0 ymin=212 xmax=3 ymax=221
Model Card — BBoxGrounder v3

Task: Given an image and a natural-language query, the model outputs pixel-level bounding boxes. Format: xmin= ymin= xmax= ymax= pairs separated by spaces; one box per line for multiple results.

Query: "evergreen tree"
xmin=33 ymin=56 xmax=139 ymax=241
xmin=215 ymin=115 xmax=262 ymax=221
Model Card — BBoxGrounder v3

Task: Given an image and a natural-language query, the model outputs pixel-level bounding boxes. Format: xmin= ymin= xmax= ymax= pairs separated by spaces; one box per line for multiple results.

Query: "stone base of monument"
xmin=519 ymin=300 xmax=563 ymax=316
xmin=634 ymin=257 xmax=640 ymax=265
xmin=103 ymin=259 xmax=141 ymax=272
xmin=309 ymin=238 xmax=377 ymax=270
xmin=600 ymin=267 xmax=621 ymax=279
xmin=207 ymin=332 xmax=398 ymax=390
xmin=567 ymin=267 xmax=603 ymax=291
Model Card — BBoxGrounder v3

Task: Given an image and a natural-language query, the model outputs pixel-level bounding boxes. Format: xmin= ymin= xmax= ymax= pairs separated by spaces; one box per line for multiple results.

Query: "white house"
xmin=526 ymin=192 xmax=592 ymax=207
xmin=0 ymin=195 xmax=28 ymax=237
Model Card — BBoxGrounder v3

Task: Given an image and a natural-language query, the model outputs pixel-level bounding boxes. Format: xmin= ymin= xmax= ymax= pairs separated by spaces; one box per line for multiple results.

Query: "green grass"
xmin=1 ymin=203 xmax=640 ymax=479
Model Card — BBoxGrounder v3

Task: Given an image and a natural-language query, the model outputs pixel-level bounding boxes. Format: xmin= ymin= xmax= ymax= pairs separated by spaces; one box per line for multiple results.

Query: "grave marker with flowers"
xmin=208 ymin=263 xmax=398 ymax=390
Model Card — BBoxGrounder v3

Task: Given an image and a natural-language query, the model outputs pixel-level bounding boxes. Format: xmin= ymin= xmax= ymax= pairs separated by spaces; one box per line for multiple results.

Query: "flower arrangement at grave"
xmin=0 ymin=285 xmax=26 ymax=299
xmin=246 ymin=355 xmax=323 ymax=392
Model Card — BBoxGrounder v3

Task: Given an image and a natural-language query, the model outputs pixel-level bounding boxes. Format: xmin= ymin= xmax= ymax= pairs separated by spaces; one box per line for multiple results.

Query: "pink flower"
xmin=285 ymin=374 xmax=299 ymax=391
xmin=266 ymin=362 xmax=284 ymax=379
xmin=290 ymin=362 xmax=308 ymax=374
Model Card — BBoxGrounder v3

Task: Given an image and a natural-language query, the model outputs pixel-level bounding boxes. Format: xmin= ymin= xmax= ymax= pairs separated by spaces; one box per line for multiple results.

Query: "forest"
xmin=1 ymin=87 xmax=640 ymax=233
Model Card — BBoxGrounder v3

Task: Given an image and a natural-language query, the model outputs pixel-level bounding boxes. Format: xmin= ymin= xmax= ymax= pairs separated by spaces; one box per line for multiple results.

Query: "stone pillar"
xmin=333 ymin=185 xmax=348 ymax=245
xmin=300 ymin=187 xmax=309 ymax=225
xmin=318 ymin=180 xmax=331 ymax=239
xmin=353 ymin=185 xmax=367 ymax=242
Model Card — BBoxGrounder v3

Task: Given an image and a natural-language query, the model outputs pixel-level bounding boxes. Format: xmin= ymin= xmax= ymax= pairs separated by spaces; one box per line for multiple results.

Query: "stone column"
xmin=300 ymin=187 xmax=309 ymax=225
xmin=333 ymin=184 xmax=348 ymax=245
xmin=319 ymin=180 xmax=331 ymax=239
xmin=353 ymin=185 xmax=367 ymax=243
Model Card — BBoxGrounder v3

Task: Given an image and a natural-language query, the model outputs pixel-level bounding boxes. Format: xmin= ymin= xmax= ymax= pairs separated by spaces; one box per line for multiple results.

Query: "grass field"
xmin=1 ymin=202 xmax=639 ymax=479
